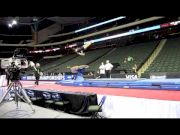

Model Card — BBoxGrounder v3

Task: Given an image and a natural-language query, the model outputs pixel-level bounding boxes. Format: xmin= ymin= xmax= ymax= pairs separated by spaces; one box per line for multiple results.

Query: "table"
xmin=25 ymin=89 xmax=98 ymax=115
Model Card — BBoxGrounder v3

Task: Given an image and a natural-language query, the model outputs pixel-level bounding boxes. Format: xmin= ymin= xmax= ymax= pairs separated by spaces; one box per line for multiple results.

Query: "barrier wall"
xmin=98 ymin=95 xmax=180 ymax=118
xmin=143 ymin=72 xmax=180 ymax=79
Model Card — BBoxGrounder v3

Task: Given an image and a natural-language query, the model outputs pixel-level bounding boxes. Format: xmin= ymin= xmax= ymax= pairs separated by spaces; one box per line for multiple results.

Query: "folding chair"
xmin=42 ymin=92 xmax=54 ymax=108
xmin=52 ymin=93 xmax=69 ymax=111
xmin=88 ymin=96 xmax=106 ymax=119
xmin=26 ymin=90 xmax=42 ymax=102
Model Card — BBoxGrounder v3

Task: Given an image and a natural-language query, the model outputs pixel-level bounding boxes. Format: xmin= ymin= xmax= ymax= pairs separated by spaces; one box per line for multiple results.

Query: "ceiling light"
xmin=12 ymin=20 xmax=17 ymax=25
xmin=8 ymin=23 xmax=12 ymax=28
xmin=33 ymin=18 xmax=38 ymax=21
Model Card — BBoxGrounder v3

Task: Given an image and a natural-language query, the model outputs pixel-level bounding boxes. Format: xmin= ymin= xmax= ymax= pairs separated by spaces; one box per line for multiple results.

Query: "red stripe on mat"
xmin=24 ymin=82 xmax=180 ymax=101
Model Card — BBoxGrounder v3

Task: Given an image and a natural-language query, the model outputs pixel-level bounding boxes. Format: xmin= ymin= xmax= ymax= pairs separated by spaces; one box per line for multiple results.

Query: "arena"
xmin=1 ymin=16 xmax=180 ymax=118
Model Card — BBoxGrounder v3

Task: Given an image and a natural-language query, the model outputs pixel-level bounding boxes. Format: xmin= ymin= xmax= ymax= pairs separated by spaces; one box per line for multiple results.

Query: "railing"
xmin=43 ymin=54 xmax=63 ymax=59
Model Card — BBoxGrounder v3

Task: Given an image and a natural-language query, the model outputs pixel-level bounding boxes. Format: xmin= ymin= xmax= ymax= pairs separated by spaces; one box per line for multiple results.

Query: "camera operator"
xmin=34 ymin=63 xmax=41 ymax=85
xmin=5 ymin=69 xmax=10 ymax=86
xmin=8 ymin=62 xmax=21 ymax=81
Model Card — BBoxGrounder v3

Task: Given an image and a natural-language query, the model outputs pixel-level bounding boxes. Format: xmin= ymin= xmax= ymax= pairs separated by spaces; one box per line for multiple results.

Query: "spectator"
xmin=127 ymin=56 xmax=134 ymax=62
xmin=95 ymin=71 xmax=100 ymax=79
xmin=132 ymin=64 xmax=137 ymax=73
xmin=124 ymin=58 xmax=127 ymax=63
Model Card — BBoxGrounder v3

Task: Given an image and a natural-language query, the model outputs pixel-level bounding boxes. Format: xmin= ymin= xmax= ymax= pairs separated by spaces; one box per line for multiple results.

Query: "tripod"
xmin=0 ymin=80 xmax=35 ymax=112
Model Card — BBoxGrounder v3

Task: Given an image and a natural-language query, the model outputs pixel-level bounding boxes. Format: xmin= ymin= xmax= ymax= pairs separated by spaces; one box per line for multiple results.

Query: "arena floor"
xmin=0 ymin=101 xmax=84 ymax=118
xmin=1 ymin=80 xmax=180 ymax=118
xmin=0 ymin=81 xmax=88 ymax=118
xmin=23 ymin=81 xmax=180 ymax=101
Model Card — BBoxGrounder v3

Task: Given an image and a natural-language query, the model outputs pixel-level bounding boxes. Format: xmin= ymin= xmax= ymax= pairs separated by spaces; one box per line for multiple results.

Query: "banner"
xmin=21 ymin=75 xmax=63 ymax=81
xmin=150 ymin=73 xmax=167 ymax=79
xmin=125 ymin=74 xmax=138 ymax=79
xmin=150 ymin=75 xmax=166 ymax=79
xmin=64 ymin=74 xmax=76 ymax=80
xmin=0 ymin=75 xmax=7 ymax=87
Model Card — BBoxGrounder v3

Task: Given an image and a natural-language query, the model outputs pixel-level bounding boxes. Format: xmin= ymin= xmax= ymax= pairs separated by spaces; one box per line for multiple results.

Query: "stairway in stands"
xmin=142 ymin=37 xmax=180 ymax=75
xmin=137 ymin=39 xmax=167 ymax=77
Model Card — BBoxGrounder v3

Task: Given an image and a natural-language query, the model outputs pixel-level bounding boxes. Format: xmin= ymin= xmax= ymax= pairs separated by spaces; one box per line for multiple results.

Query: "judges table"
xmin=25 ymin=89 xmax=98 ymax=115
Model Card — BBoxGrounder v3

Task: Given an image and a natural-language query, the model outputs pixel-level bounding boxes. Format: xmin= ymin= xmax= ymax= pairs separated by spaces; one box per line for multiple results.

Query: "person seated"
xmin=132 ymin=64 xmax=137 ymax=73
xmin=124 ymin=58 xmax=127 ymax=63
xmin=95 ymin=71 xmax=101 ymax=79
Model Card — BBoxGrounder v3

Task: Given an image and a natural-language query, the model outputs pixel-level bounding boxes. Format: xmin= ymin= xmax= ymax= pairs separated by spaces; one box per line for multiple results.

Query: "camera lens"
xmin=21 ymin=60 xmax=25 ymax=66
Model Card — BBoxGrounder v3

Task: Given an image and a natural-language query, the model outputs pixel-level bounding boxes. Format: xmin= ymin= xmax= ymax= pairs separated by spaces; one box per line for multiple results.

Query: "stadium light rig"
xmin=75 ymin=16 xmax=126 ymax=33
xmin=8 ymin=23 xmax=12 ymax=28
xmin=84 ymin=20 xmax=180 ymax=44
xmin=8 ymin=19 xmax=18 ymax=28
xmin=30 ymin=48 xmax=60 ymax=53
xmin=12 ymin=20 xmax=17 ymax=25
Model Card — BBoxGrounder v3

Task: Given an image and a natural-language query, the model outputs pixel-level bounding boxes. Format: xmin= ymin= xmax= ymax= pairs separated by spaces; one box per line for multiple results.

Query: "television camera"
xmin=0 ymin=48 xmax=35 ymax=112
xmin=0 ymin=48 xmax=29 ymax=80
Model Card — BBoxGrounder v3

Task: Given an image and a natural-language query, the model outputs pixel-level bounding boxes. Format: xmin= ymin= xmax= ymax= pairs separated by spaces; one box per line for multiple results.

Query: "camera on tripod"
xmin=0 ymin=48 xmax=29 ymax=81
xmin=0 ymin=48 xmax=35 ymax=112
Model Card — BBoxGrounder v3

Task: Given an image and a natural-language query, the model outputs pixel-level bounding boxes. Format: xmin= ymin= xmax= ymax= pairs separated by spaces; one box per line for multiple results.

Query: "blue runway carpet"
xmin=56 ymin=78 xmax=180 ymax=90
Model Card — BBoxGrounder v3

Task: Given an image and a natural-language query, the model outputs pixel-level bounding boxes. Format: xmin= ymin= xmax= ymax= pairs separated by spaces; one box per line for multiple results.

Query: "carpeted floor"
xmin=22 ymin=81 xmax=180 ymax=101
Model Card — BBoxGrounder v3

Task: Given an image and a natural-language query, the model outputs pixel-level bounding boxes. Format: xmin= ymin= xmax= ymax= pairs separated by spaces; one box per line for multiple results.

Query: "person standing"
xmin=99 ymin=62 xmax=106 ymax=78
xmin=105 ymin=60 xmax=113 ymax=78
xmin=34 ymin=63 xmax=41 ymax=85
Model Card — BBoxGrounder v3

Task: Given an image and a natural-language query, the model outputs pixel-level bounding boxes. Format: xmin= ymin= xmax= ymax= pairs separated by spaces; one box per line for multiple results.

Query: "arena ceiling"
xmin=0 ymin=17 xmax=94 ymax=35
xmin=0 ymin=17 xmax=92 ymax=25
xmin=0 ymin=16 xmax=178 ymax=38
xmin=47 ymin=17 xmax=92 ymax=25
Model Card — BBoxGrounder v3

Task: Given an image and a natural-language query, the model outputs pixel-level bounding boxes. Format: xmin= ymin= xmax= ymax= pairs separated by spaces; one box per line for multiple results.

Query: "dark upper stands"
xmin=145 ymin=37 xmax=180 ymax=73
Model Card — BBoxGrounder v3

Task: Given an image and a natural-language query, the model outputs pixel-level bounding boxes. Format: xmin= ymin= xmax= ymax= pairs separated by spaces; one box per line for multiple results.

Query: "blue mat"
xmin=57 ymin=78 xmax=180 ymax=90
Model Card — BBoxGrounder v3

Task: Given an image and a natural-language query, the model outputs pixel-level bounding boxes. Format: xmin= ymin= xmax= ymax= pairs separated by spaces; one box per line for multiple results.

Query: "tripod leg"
xmin=21 ymin=89 xmax=35 ymax=112
xmin=17 ymin=81 xmax=35 ymax=112
xmin=14 ymin=84 xmax=21 ymax=109
xmin=0 ymin=82 xmax=13 ymax=104
xmin=15 ymin=90 xmax=18 ymax=109
xmin=9 ymin=81 xmax=35 ymax=112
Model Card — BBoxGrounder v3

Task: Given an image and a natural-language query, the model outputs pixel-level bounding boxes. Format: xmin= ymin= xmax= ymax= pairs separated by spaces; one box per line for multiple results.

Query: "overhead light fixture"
xmin=8 ymin=23 xmax=12 ymax=28
xmin=33 ymin=17 xmax=38 ymax=22
xmin=84 ymin=20 xmax=180 ymax=45
xmin=75 ymin=16 xmax=126 ymax=33
xmin=7 ymin=19 xmax=18 ymax=28
xmin=84 ymin=25 xmax=161 ymax=44
xmin=12 ymin=19 xmax=17 ymax=25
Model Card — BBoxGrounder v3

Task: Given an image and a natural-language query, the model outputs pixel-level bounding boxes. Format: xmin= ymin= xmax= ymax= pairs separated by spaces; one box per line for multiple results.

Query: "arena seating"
xmin=39 ymin=54 xmax=77 ymax=72
xmin=145 ymin=37 xmax=180 ymax=73
xmin=49 ymin=48 xmax=112 ymax=73
xmin=35 ymin=41 xmax=159 ymax=74
xmin=87 ymin=41 xmax=159 ymax=73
